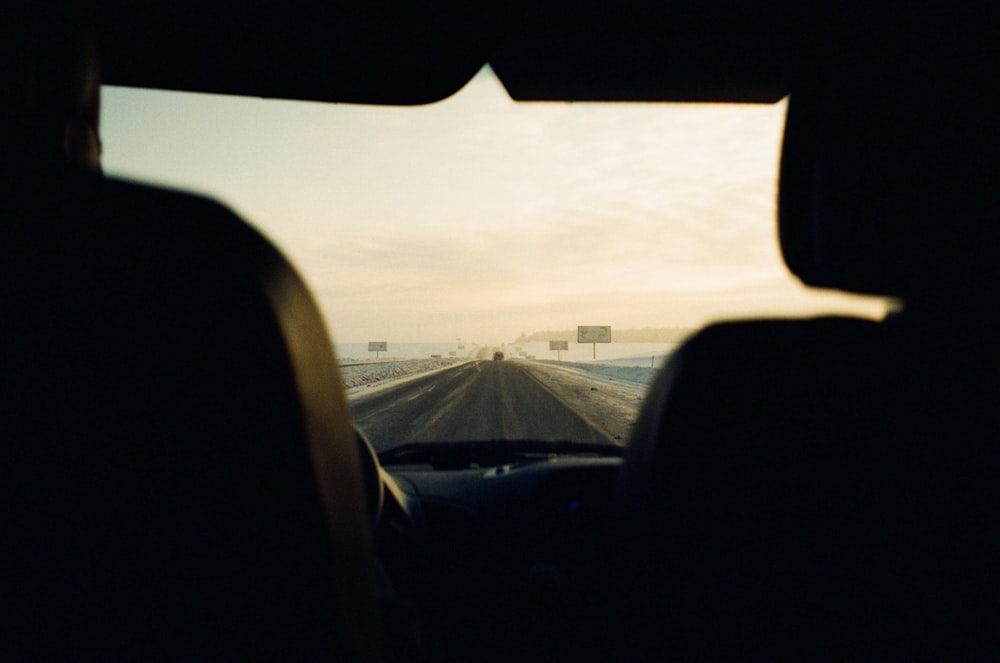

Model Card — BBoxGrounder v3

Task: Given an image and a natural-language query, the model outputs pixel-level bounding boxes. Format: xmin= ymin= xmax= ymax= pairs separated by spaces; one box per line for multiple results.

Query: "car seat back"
xmin=1 ymin=172 xmax=382 ymax=660
xmin=614 ymin=24 xmax=999 ymax=659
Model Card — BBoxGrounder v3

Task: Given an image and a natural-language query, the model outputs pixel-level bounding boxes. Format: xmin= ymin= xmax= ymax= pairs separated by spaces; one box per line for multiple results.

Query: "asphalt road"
xmin=351 ymin=360 xmax=617 ymax=452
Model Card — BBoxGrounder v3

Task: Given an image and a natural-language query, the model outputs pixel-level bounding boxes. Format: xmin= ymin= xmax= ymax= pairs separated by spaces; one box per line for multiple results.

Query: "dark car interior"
xmin=4 ymin=1 xmax=996 ymax=661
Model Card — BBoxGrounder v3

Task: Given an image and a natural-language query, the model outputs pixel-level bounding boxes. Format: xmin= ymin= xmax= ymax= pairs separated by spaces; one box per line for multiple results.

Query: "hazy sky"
xmin=101 ymin=67 xmax=886 ymax=345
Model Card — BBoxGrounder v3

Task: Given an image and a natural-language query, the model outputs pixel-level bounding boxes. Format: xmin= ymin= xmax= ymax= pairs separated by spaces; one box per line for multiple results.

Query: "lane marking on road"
xmin=406 ymin=385 xmax=435 ymax=401
xmin=347 ymin=359 xmax=475 ymax=402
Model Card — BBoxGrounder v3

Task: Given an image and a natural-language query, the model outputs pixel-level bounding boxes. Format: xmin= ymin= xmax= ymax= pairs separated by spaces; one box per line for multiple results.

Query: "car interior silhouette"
xmin=3 ymin=1 xmax=996 ymax=661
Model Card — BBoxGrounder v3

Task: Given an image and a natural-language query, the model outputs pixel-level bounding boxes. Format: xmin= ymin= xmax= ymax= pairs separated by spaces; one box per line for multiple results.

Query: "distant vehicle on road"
xmin=493 ymin=351 xmax=504 ymax=360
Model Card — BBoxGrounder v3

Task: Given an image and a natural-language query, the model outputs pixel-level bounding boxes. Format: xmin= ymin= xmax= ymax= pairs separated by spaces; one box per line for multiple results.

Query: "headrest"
xmin=778 ymin=32 xmax=998 ymax=303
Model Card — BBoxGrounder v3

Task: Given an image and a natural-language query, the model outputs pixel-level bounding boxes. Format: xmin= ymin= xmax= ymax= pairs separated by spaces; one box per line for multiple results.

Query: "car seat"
xmin=1 ymin=170 xmax=385 ymax=661
xmin=613 ymin=29 xmax=999 ymax=660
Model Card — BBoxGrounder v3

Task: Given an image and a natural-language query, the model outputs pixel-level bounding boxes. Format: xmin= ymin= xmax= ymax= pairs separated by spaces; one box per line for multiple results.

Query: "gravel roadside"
xmin=521 ymin=361 xmax=656 ymax=444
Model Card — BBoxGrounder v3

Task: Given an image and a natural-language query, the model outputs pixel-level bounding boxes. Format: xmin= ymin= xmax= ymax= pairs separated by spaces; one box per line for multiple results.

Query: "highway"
xmin=350 ymin=360 xmax=641 ymax=453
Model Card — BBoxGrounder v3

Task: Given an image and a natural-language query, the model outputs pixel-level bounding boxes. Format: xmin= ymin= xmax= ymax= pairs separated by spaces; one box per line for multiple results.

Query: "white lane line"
xmin=406 ymin=385 xmax=436 ymax=401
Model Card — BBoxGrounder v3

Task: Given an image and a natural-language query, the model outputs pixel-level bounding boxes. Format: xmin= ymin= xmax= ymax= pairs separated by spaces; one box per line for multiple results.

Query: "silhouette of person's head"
xmin=2 ymin=2 xmax=101 ymax=174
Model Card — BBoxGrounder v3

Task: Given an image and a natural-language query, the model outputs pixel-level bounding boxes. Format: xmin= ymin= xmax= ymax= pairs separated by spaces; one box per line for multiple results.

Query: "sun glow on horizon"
xmin=101 ymin=68 xmax=886 ymax=346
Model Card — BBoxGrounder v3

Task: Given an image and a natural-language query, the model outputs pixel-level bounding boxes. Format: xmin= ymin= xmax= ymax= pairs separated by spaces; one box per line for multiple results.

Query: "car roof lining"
xmin=96 ymin=3 xmax=982 ymax=106
xmin=94 ymin=1 xmax=924 ymax=105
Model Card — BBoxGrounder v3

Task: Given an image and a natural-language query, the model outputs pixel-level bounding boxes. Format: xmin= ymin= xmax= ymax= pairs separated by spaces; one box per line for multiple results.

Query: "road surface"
xmin=350 ymin=360 xmax=642 ymax=452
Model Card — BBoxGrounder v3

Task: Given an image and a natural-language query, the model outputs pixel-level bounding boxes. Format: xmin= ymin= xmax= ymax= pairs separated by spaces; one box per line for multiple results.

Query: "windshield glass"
xmin=102 ymin=67 xmax=888 ymax=452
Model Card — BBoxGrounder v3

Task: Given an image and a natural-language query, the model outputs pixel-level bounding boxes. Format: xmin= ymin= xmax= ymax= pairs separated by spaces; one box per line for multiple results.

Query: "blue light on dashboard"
xmin=567 ymin=499 xmax=580 ymax=514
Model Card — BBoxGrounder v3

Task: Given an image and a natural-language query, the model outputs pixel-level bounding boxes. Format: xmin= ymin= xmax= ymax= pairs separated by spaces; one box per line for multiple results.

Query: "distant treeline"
xmin=513 ymin=327 xmax=696 ymax=343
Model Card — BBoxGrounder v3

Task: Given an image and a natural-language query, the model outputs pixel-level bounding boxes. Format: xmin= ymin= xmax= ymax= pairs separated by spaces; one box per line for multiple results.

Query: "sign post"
xmin=549 ymin=340 xmax=568 ymax=361
xmin=576 ymin=326 xmax=612 ymax=360
xmin=367 ymin=341 xmax=387 ymax=360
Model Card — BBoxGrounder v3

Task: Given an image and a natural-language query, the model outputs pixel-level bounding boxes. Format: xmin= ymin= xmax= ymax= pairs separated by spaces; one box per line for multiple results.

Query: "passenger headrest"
xmin=778 ymin=32 xmax=997 ymax=304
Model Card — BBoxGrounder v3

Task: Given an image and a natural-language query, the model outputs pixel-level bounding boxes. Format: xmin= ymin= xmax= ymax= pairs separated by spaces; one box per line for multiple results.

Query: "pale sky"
xmin=101 ymin=66 xmax=887 ymax=345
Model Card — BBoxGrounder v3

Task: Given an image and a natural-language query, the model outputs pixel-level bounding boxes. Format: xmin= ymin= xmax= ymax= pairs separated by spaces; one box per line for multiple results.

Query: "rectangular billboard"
xmin=367 ymin=341 xmax=388 ymax=352
xmin=549 ymin=340 xmax=569 ymax=351
xmin=577 ymin=326 xmax=612 ymax=343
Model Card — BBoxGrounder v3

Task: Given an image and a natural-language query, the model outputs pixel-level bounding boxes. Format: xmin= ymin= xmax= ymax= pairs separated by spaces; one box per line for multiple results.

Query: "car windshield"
xmin=102 ymin=66 xmax=888 ymax=453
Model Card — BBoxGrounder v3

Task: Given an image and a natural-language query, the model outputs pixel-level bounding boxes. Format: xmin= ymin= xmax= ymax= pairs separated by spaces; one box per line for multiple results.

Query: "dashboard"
xmin=356 ymin=430 xmax=623 ymax=661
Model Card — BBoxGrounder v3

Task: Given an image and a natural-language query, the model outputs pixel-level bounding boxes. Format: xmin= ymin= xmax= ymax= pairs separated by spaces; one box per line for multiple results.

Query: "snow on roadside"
xmin=340 ymin=358 xmax=465 ymax=394
xmin=534 ymin=358 xmax=659 ymax=389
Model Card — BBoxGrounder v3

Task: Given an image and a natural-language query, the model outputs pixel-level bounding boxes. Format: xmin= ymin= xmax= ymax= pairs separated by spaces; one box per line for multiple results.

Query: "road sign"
xmin=448 ymin=351 xmax=457 ymax=357
xmin=549 ymin=340 xmax=569 ymax=351
xmin=367 ymin=341 xmax=387 ymax=352
xmin=578 ymin=326 xmax=611 ymax=359
xmin=577 ymin=326 xmax=611 ymax=343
